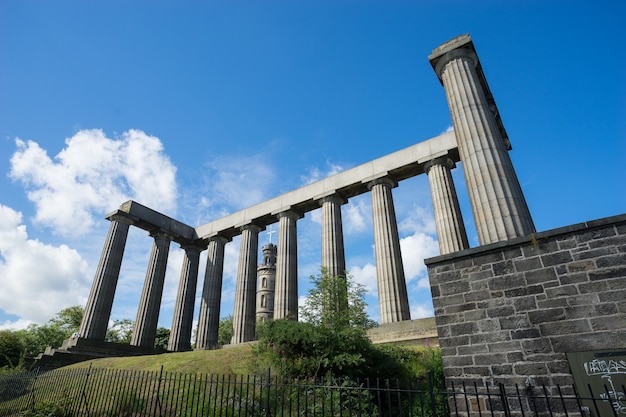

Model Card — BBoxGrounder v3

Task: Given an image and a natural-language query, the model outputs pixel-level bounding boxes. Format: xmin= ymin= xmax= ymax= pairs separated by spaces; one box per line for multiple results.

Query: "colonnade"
xmin=78 ymin=34 xmax=535 ymax=352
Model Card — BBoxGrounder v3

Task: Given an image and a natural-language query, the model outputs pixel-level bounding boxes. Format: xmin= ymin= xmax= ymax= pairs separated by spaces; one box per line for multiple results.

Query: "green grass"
xmin=64 ymin=344 xmax=261 ymax=374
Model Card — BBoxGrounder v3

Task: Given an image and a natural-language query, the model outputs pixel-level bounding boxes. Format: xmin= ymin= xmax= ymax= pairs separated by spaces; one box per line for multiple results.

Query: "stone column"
xmin=429 ymin=36 xmax=535 ymax=245
xmin=79 ymin=212 xmax=133 ymax=340
xmin=131 ymin=230 xmax=172 ymax=348
xmin=273 ymin=210 xmax=301 ymax=320
xmin=424 ymin=156 xmax=470 ymax=254
xmin=168 ymin=243 xmax=203 ymax=352
xmin=231 ymin=224 xmax=263 ymax=344
xmin=319 ymin=194 xmax=347 ymax=278
xmin=196 ymin=236 xmax=229 ymax=350
xmin=368 ymin=177 xmax=411 ymax=323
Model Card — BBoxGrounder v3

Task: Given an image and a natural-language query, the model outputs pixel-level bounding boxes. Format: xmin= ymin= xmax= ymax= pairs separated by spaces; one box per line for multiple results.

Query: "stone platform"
xmin=30 ymin=338 xmax=164 ymax=370
xmin=367 ymin=317 xmax=438 ymax=346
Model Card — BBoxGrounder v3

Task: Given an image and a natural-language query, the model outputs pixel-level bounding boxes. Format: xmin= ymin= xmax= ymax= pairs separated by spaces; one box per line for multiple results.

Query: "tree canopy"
xmin=299 ymin=268 xmax=377 ymax=330
xmin=0 ymin=305 xmax=85 ymax=370
xmin=256 ymin=269 xmax=385 ymax=379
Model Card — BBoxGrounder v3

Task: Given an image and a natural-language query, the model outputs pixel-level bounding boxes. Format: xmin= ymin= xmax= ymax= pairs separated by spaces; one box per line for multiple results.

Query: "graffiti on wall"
xmin=568 ymin=351 xmax=626 ymax=416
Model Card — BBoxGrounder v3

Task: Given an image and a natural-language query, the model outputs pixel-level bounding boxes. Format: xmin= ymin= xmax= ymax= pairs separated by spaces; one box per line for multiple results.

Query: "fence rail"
xmin=1 ymin=366 xmax=623 ymax=417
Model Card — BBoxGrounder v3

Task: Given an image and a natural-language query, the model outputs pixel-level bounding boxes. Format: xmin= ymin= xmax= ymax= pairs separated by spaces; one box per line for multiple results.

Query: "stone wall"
xmin=425 ymin=214 xmax=626 ymax=388
xmin=367 ymin=317 xmax=438 ymax=346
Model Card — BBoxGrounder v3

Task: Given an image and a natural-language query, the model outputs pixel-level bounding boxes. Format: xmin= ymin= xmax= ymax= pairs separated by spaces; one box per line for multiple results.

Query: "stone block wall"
xmin=425 ymin=214 xmax=626 ymax=388
xmin=367 ymin=317 xmax=438 ymax=346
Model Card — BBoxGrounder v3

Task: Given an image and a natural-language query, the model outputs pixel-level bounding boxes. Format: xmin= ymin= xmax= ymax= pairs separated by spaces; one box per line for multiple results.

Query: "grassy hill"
xmin=65 ymin=344 xmax=261 ymax=375
xmin=61 ymin=342 xmax=440 ymax=383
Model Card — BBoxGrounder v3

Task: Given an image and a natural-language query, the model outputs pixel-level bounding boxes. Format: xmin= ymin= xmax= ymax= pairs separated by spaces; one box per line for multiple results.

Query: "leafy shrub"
xmin=19 ymin=396 xmax=72 ymax=417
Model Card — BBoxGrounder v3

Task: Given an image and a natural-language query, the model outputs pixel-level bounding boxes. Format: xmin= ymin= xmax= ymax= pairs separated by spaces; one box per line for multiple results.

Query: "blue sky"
xmin=1 ymin=1 xmax=624 ymax=333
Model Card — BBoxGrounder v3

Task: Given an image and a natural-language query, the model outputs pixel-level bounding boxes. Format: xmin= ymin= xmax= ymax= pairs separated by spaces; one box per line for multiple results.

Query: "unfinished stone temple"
xmin=42 ymin=34 xmax=624 ymax=412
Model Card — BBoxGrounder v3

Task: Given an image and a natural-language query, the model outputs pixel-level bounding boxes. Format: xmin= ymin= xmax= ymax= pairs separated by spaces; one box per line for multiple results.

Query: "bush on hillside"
xmin=255 ymin=269 xmax=444 ymax=383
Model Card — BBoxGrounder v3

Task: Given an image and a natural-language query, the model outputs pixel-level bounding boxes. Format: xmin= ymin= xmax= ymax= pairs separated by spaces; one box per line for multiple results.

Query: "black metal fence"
xmin=0 ymin=366 xmax=623 ymax=417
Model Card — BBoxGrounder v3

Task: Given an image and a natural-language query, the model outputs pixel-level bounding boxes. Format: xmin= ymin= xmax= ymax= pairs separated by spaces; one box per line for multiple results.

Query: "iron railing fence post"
xmin=27 ymin=366 xmax=41 ymax=412
xmin=498 ymin=383 xmax=512 ymax=417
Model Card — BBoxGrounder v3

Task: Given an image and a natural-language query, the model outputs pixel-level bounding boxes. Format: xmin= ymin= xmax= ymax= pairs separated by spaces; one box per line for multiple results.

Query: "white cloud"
xmin=400 ymin=232 xmax=439 ymax=283
xmin=399 ymin=205 xmax=437 ymax=236
xmin=159 ymin=246 xmax=186 ymax=324
xmin=349 ymin=262 xmax=377 ymax=295
xmin=396 ymin=203 xmax=439 ymax=284
xmin=410 ymin=303 xmax=434 ymax=319
xmin=305 ymin=195 xmax=370 ymax=237
xmin=300 ymin=161 xmax=345 ymax=185
xmin=198 ymin=155 xmax=276 ymax=218
xmin=0 ymin=205 xmax=90 ymax=326
xmin=309 ymin=208 xmax=322 ymax=225
xmin=414 ymin=276 xmax=431 ymax=290
xmin=0 ymin=318 xmax=34 ymax=331
xmin=9 ymin=129 xmax=177 ymax=237
xmin=343 ymin=196 xmax=371 ymax=235
xmin=223 ymin=237 xmax=241 ymax=282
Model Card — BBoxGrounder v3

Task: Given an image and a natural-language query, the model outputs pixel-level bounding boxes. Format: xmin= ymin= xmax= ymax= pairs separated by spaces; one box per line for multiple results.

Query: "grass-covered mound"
xmin=64 ymin=344 xmax=257 ymax=374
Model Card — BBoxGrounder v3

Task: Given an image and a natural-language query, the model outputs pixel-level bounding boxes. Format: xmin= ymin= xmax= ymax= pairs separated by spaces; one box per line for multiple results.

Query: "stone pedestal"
xmin=424 ymin=156 xmax=469 ymax=254
xmin=196 ymin=236 xmax=229 ymax=349
xmin=274 ymin=210 xmax=301 ymax=320
xmin=168 ymin=244 xmax=203 ymax=352
xmin=79 ymin=213 xmax=133 ymax=341
xmin=131 ymin=231 xmax=171 ymax=348
xmin=429 ymin=35 xmax=535 ymax=245
xmin=368 ymin=178 xmax=411 ymax=323
xmin=231 ymin=224 xmax=263 ymax=344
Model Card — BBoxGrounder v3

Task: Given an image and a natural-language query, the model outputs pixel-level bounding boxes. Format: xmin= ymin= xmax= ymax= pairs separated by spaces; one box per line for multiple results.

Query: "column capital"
xmin=149 ymin=229 xmax=174 ymax=241
xmin=316 ymin=192 xmax=347 ymax=206
xmin=179 ymin=241 xmax=205 ymax=252
xmin=274 ymin=209 xmax=304 ymax=220
xmin=239 ymin=223 xmax=264 ymax=234
xmin=107 ymin=210 xmax=136 ymax=225
xmin=433 ymin=47 xmax=478 ymax=80
xmin=423 ymin=156 xmax=456 ymax=174
xmin=366 ymin=176 xmax=397 ymax=191
xmin=208 ymin=234 xmax=231 ymax=245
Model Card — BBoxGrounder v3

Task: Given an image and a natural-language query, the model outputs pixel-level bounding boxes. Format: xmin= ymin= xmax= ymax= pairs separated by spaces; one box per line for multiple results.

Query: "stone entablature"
xmin=426 ymin=214 xmax=626 ymax=388
xmin=194 ymin=130 xmax=459 ymax=239
xmin=114 ymin=200 xmax=196 ymax=243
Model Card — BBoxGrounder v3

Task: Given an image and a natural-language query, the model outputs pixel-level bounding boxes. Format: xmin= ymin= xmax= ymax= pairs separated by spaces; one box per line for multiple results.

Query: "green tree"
xmin=0 ymin=330 xmax=27 ymax=369
xmin=300 ymin=268 xmax=376 ymax=330
xmin=0 ymin=306 xmax=85 ymax=368
xmin=154 ymin=327 xmax=170 ymax=350
xmin=49 ymin=305 xmax=83 ymax=333
xmin=22 ymin=305 xmax=86 ymax=359
xmin=256 ymin=269 xmax=381 ymax=379
xmin=24 ymin=323 xmax=66 ymax=356
xmin=106 ymin=319 xmax=133 ymax=344
xmin=218 ymin=315 xmax=233 ymax=346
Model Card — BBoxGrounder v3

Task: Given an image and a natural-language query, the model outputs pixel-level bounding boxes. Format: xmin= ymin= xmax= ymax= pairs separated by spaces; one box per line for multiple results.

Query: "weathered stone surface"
xmin=540 ymin=251 xmax=574 ymax=267
xmin=426 ymin=213 xmax=626 ymax=388
xmin=232 ymin=224 xmax=263 ymax=344
xmin=514 ymin=257 xmax=542 ymax=272
xmin=424 ymin=157 xmax=470 ymax=254
xmin=131 ymin=232 xmax=172 ymax=348
xmin=511 ymin=328 xmax=540 ymax=339
xmin=80 ymin=216 xmax=132 ymax=341
xmin=429 ymin=34 xmax=535 ymax=244
xmin=196 ymin=236 xmax=228 ymax=350
xmin=524 ymin=268 xmax=557 ymax=284
xmin=274 ymin=210 xmax=301 ymax=320
xmin=169 ymin=245 xmax=202 ymax=352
